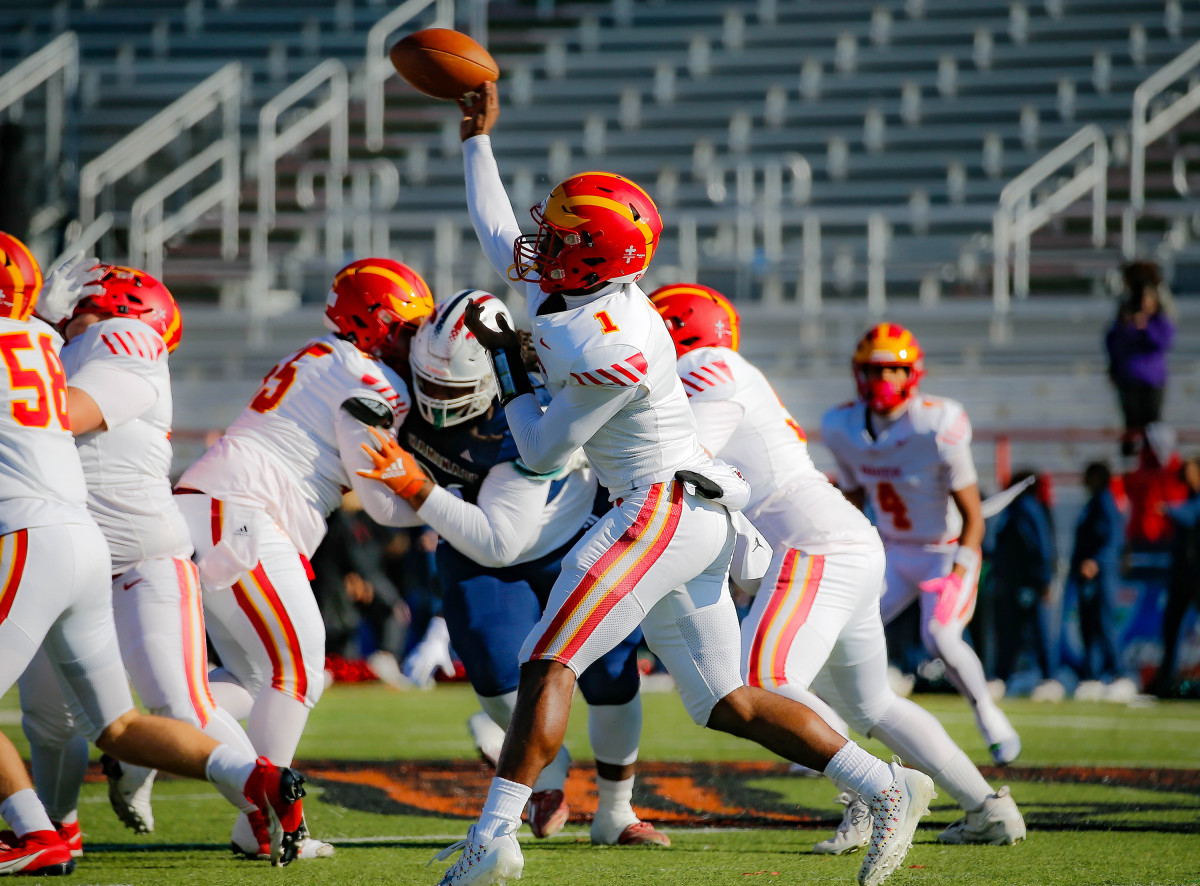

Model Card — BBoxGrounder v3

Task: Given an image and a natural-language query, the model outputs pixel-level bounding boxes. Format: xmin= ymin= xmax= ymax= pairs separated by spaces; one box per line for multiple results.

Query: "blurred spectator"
xmin=1122 ymin=423 xmax=1188 ymax=551
xmin=1105 ymin=262 xmax=1174 ymax=456
xmin=988 ymin=470 xmax=1056 ymax=685
xmin=1150 ymin=456 xmax=1200 ymax=697
xmin=1066 ymin=462 xmax=1129 ymax=688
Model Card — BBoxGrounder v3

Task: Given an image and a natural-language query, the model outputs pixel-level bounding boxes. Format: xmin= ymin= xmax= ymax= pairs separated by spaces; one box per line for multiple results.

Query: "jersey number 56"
xmin=0 ymin=332 xmax=70 ymax=430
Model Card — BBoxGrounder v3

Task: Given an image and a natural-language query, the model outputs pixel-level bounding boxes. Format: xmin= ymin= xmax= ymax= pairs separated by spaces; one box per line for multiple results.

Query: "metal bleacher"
xmin=2 ymin=0 xmax=1199 ymax=490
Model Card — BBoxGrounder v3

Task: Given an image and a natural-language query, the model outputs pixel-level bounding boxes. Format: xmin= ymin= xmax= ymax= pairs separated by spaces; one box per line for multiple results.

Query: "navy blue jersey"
xmin=402 ymin=402 xmax=519 ymax=504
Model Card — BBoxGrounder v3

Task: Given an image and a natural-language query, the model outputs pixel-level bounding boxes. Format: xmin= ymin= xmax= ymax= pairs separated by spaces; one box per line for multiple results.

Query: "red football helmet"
xmin=852 ymin=322 xmax=925 ymax=413
xmin=72 ymin=265 xmax=183 ymax=352
xmin=511 ymin=171 xmax=663 ymax=294
xmin=326 ymin=258 xmax=434 ymax=370
xmin=649 ymin=283 xmax=740 ymax=357
xmin=0 ymin=231 xmax=43 ymax=321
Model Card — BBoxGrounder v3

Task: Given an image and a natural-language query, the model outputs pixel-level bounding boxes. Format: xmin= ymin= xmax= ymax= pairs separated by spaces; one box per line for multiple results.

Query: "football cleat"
xmin=230 ymin=809 xmax=270 ymax=860
xmin=612 ymin=821 xmax=671 ymax=847
xmin=857 ymin=763 xmax=936 ymax=886
xmin=1030 ymin=679 xmax=1067 ymax=703
xmin=241 ymin=757 xmax=306 ymax=867
xmin=434 ymin=824 xmax=523 ymax=886
xmin=813 ymin=792 xmax=871 ymax=856
xmin=975 ymin=707 xmax=1021 ymax=766
xmin=526 ymin=789 xmax=568 ymax=839
xmin=101 ymin=753 xmax=156 ymax=834
xmin=0 ymin=821 xmax=81 ymax=861
xmin=938 ymin=786 xmax=1026 ymax=846
xmin=0 ymin=830 xmax=74 ymax=876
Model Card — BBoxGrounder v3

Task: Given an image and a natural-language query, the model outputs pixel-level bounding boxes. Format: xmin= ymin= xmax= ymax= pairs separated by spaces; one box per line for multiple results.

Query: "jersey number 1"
xmin=0 ymin=331 xmax=70 ymax=430
xmin=594 ymin=311 xmax=619 ymax=334
xmin=875 ymin=481 xmax=913 ymax=531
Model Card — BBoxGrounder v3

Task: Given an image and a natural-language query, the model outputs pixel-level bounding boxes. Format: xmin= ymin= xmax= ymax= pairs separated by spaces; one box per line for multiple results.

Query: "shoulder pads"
xmin=340 ymin=396 xmax=394 ymax=428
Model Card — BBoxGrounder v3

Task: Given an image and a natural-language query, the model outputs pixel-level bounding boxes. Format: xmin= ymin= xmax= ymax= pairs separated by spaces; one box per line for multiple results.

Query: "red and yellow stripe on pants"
xmin=746 ymin=550 xmax=825 ymax=689
xmin=232 ymin=564 xmax=309 ymax=703
xmin=175 ymin=557 xmax=217 ymax=727
xmin=531 ymin=481 xmax=684 ymax=665
xmin=0 ymin=529 xmax=28 ymax=625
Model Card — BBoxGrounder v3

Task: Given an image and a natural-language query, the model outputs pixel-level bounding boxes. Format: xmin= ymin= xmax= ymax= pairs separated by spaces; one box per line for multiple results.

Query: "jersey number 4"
xmin=250 ymin=342 xmax=333 ymax=413
xmin=0 ymin=331 xmax=70 ymax=430
xmin=875 ymin=481 xmax=913 ymax=531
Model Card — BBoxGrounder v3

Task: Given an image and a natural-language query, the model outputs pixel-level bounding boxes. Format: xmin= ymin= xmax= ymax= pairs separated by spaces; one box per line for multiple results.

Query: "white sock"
xmin=58 ymin=809 xmax=78 ymax=827
xmin=476 ymin=777 xmax=530 ymax=842
xmin=204 ymin=744 xmax=258 ymax=813
xmin=477 ymin=691 xmax=517 ymax=731
xmin=587 ymin=696 xmax=642 ymax=767
xmin=246 ymin=689 xmax=310 ymax=766
xmin=208 ymin=669 xmax=255 ymax=721
xmin=823 ymin=741 xmax=893 ymax=798
xmin=0 ymin=789 xmax=55 ymax=838
xmin=869 ymin=697 xmax=992 ymax=810
xmin=532 ymin=745 xmax=571 ymax=793
xmin=590 ymin=775 xmax=639 ymax=843
xmin=30 ymin=734 xmax=88 ymax=823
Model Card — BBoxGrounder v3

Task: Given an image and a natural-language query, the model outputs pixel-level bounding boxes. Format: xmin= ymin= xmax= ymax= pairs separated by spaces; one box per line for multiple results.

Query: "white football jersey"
xmin=679 ymin=346 xmax=880 ymax=554
xmin=532 ymin=287 xmax=710 ymax=495
xmin=179 ymin=333 xmax=410 ymax=556
xmin=0 ymin=316 xmax=91 ymax=533
xmin=821 ymin=394 xmax=977 ymax=547
xmin=60 ymin=318 xmax=191 ymax=570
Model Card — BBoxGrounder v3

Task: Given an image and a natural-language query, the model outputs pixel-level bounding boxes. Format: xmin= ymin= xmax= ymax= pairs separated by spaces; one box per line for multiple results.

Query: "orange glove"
xmin=357 ymin=426 xmax=430 ymax=501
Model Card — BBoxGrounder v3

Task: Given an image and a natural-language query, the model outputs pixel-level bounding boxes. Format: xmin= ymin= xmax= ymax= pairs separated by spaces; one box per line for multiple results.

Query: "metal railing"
xmin=992 ymin=124 xmax=1108 ymax=312
xmin=1125 ymin=39 xmax=1200 ymax=256
xmin=78 ymin=62 xmax=242 ymax=233
xmin=364 ymin=0 xmax=455 ymax=152
xmin=252 ymin=58 xmax=349 ymax=300
xmin=129 ymin=139 xmax=240 ymax=279
xmin=0 ymin=32 xmax=79 ymax=214
xmin=295 ymin=159 xmax=401 ymax=262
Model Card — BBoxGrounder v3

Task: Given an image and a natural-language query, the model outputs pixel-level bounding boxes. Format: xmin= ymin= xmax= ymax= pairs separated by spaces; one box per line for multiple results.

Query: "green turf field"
xmin=3 ymin=683 xmax=1198 ymax=885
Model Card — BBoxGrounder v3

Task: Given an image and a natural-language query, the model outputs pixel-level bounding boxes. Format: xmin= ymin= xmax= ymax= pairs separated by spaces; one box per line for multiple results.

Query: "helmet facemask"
xmin=413 ymin=371 xmax=496 ymax=428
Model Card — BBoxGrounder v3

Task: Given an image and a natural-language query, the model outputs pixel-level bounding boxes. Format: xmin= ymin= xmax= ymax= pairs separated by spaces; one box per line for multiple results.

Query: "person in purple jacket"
xmin=1106 ymin=262 xmax=1175 ymax=456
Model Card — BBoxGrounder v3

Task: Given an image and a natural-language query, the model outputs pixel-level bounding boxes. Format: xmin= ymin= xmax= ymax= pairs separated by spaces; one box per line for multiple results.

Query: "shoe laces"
xmin=833 ymin=793 xmax=868 ymax=836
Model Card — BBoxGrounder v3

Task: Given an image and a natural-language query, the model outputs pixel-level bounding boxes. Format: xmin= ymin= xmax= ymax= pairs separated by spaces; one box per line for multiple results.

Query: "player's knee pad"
xmin=21 ymin=702 xmax=76 ymax=750
xmin=657 ymin=603 xmax=743 ymax=727
xmin=578 ymin=646 xmax=640 ymax=707
xmin=846 ymin=685 xmax=897 ymax=736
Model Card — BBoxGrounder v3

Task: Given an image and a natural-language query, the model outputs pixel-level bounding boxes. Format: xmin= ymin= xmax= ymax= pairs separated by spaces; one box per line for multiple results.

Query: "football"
xmin=389 ymin=28 xmax=499 ymax=100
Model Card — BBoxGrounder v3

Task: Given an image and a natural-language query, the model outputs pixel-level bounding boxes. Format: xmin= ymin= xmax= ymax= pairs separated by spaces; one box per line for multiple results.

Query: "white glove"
xmin=401 ymin=616 xmax=456 ymax=689
xmin=36 ymin=253 xmax=105 ymax=324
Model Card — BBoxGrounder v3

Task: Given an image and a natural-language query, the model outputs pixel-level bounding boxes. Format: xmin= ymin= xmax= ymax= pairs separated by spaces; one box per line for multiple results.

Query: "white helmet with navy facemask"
xmin=410 ymin=289 xmax=514 ymax=428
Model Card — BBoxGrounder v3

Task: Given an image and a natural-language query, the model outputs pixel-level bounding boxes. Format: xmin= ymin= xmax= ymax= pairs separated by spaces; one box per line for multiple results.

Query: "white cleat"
xmin=1104 ymin=677 xmax=1139 ymax=704
xmin=101 ymin=754 xmax=155 ymax=834
xmin=976 ymin=706 xmax=1021 ymax=765
xmin=296 ymin=836 xmax=336 ymax=859
xmin=1074 ymin=680 xmax=1106 ymax=702
xmin=813 ymin=792 xmax=871 ymax=855
xmin=938 ymin=786 xmax=1026 ymax=846
xmin=1030 ymin=679 xmax=1066 ymax=703
xmin=434 ymin=825 xmax=523 ymax=886
xmin=857 ymin=763 xmax=936 ymax=886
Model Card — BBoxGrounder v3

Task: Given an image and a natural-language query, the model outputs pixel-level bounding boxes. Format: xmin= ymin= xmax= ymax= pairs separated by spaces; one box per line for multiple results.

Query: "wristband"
xmin=490 ymin=347 xmax=535 ymax=406
xmin=952 ymin=545 xmax=981 ymax=573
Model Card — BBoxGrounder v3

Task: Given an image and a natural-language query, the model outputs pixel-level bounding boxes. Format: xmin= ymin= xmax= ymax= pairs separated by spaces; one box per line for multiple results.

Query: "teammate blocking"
xmin=174 ymin=257 xmax=434 ymax=859
xmin=0 ymin=233 xmax=306 ymax=873
xmin=651 ymin=283 xmax=1025 ymax=853
xmin=822 ymin=325 xmax=1021 ymax=765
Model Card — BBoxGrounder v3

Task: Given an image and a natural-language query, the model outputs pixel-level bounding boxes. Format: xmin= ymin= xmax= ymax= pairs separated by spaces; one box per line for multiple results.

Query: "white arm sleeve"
xmin=333 ymin=408 xmax=426 ymax=528
xmin=417 ymin=461 xmax=551 ymax=568
xmin=463 ymin=135 xmax=543 ymax=315
xmin=943 ymin=443 xmax=979 ymax=492
xmin=67 ymin=362 xmax=157 ymax=429
xmin=689 ymin=398 xmax=745 ymax=456
xmin=504 ymin=384 xmax=639 ymax=475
